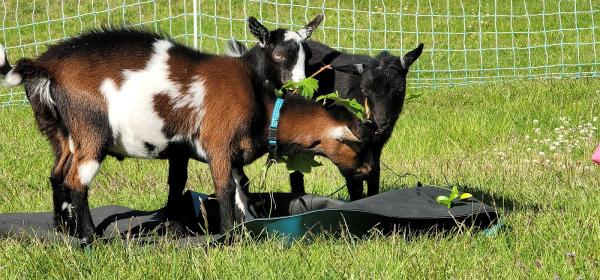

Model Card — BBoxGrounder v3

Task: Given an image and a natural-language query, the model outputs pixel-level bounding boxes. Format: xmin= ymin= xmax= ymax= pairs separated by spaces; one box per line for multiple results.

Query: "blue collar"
xmin=268 ymin=98 xmax=284 ymax=158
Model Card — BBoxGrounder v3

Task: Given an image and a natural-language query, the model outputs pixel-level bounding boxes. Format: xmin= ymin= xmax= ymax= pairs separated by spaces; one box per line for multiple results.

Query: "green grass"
xmin=1 ymin=0 xmax=600 ymax=279
xmin=1 ymin=79 xmax=599 ymax=279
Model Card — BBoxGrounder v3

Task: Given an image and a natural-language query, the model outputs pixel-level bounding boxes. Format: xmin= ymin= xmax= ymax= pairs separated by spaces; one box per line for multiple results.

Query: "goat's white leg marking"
xmin=78 ymin=160 xmax=100 ymax=186
xmin=61 ymin=202 xmax=73 ymax=218
xmin=68 ymin=136 xmax=75 ymax=153
xmin=232 ymin=168 xmax=253 ymax=221
xmin=283 ymin=31 xmax=306 ymax=82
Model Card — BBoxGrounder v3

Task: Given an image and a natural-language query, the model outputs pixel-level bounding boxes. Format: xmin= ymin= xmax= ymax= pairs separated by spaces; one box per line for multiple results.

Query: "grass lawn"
xmin=0 ymin=79 xmax=598 ymax=279
xmin=0 ymin=0 xmax=599 ymax=279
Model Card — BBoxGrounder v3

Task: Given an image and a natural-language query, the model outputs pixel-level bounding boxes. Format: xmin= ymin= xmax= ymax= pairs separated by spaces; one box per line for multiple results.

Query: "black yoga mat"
xmin=0 ymin=186 xmax=499 ymax=246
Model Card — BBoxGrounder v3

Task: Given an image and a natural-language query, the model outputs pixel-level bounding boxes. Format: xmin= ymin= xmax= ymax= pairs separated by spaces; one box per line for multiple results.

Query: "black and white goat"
xmin=226 ymin=39 xmax=423 ymax=200
xmin=0 ymin=16 xmax=373 ymax=243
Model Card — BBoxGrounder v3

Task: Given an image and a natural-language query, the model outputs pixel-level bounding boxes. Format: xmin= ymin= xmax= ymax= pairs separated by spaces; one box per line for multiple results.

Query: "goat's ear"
xmin=331 ymin=126 xmax=362 ymax=144
xmin=400 ymin=43 xmax=424 ymax=69
xmin=298 ymin=14 xmax=324 ymax=40
xmin=248 ymin=17 xmax=270 ymax=47
xmin=225 ymin=38 xmax=248 ymax=57
xmin=333 ymin=63 xmax=366 ymax=75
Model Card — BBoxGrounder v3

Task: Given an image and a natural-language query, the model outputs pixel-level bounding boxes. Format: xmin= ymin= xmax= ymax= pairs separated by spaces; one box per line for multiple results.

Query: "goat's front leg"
xmin=209 ymin=156 xmax=239 ymax=232
xmin=232 ymin=166 xmax=254 ymax=221
xmin=235 ymin=166 xmax=251 ymax=194
xmin=345 ymin=175 xmax=365 ymax=201
xmin=210 ymin=157 xmax=254 ymax=232
xmin=289 ymin=171 xmax=306 ymax=193
xmin=165 ymin=156 xmax=189 ymax=221
xmin=366 ymin=145 xmax=384 ymax=197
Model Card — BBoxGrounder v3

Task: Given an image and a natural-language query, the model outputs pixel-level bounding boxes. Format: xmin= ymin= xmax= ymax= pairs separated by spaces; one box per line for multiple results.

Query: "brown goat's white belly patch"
xmin=99 ymin=39 xmax=207 ymax=160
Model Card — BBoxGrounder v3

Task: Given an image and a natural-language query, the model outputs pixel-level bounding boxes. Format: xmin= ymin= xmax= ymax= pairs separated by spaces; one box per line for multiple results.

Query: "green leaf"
xmin=297 ymin=77 xmax=319 ymax=99
xmin=316 ymin=92 xmax=366 ymax=121
xmin=281 ymin=81 xmax=298 ymax=90
xmin=281 ymin=153 xmax=323 ymax=173
xmin=449 ymin=186 xmax=459 ymax=201
xmin=338 ymin=98 xmax=367 ymax=121
xmin=315 ymin=92 xmax=339 ymax=102
xmin=459 ymin=193 xmax=473 ymax=200
xmin=273 ymin=88 xmax=284 ymax=98
xmin=436 ymin=196 xmax=449 ymax=203
xmin=436 ymin=195 xmax=451 ymax=209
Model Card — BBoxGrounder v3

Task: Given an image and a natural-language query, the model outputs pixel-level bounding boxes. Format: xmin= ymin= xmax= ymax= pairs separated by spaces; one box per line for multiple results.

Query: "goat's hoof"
xmin=78 ymin=237 xmax=93 ymax=248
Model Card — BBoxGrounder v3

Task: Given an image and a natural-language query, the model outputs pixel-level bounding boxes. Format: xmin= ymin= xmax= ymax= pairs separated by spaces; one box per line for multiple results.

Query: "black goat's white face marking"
xmin=283 ymin=31 xmax=306 ymax=82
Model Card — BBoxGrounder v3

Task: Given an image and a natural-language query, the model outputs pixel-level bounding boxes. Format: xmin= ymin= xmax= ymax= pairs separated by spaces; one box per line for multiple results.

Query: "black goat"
xmin=226 ymin=39 xmax=423 ymax=200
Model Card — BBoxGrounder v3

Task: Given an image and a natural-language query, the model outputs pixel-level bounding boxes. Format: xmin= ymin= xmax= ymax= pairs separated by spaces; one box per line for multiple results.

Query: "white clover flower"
xmin=539 ymin=151 xmax=546 ymax=156
xmin=533 ymin=119 xmax=540 ymax=125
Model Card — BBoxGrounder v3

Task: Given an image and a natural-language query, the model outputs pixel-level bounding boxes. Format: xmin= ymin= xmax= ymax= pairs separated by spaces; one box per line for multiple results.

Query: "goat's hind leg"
xmin=48 ymin=131 xmax=75 ymax=234
xmin=61 ymin=135 xmax=106 ymax=244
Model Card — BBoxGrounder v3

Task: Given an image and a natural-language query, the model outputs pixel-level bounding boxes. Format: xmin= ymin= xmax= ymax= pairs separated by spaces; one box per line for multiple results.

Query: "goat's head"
xmin=247 ymin=15 xmax=324 ymax=86
xmin=338 ymin=43 xmax=424 ymax=137
xmin=278 ymin=98 xmax=376 ymax=179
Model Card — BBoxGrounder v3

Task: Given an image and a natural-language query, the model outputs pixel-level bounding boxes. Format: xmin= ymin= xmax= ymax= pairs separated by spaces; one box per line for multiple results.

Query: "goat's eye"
xmin=273 ymin=52 xmax=285 ymax=62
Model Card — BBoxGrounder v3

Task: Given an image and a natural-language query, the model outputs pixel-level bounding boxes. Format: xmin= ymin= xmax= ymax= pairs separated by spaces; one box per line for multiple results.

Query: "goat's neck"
xmin=241 ymin=47 xmax=276 ymax=89
xmin=260 ymin=96 xmax=337 ymax=154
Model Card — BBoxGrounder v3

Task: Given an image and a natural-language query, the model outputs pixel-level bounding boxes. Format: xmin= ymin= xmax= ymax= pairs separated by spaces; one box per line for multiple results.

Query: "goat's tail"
xmin=224 ymin=38 xmax=248 ymax=57
xmin=0 ymin=45 xmax=23 ymax=87
xmin=0 ymin=45 xmax=55 ymax=108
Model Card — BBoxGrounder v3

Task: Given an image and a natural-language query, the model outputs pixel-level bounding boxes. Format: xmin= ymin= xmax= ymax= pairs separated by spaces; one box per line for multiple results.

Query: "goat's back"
xmin=17 ymin=28 xmax=256 ymax=160
xmin=305 ymin=40 xmax=372 ymax=102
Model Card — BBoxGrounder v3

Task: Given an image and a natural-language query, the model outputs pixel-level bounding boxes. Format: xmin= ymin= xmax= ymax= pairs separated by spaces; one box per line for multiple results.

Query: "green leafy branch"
xmin=435 ymin=186 xmax=473 ymax=209
xmin=272 ymin=64 xmax=367 ymax=174
xmin=316 ymin=92 xmax=366 ymax=121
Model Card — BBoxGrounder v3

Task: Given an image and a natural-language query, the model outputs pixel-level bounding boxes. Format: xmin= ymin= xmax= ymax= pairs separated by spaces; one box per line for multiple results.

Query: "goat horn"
xmin=364 ymin=97 xmax=371 ymax=120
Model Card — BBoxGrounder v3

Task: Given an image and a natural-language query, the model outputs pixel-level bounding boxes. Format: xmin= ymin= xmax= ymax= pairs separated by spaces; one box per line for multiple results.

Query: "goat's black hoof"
xmin=164 ymin=207 xmax=183 ymax=224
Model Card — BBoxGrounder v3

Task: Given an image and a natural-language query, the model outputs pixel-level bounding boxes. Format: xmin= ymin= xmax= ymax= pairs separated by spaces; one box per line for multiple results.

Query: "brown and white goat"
xmin=0 ymin=19 xmax=372 ymax=243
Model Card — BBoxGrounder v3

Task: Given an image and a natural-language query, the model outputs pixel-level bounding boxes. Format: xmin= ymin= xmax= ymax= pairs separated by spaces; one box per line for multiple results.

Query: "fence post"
xmin=193 ymin=0 xmax=198 ymax=49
